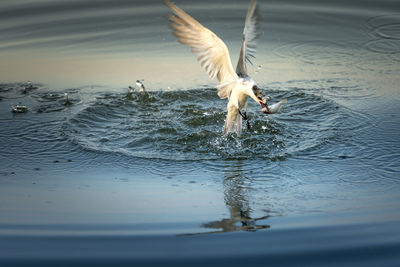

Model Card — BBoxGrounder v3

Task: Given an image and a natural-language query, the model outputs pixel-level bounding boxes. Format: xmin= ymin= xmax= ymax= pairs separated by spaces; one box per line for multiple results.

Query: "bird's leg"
xmin=245 ymin=113 xmax=251 ymax=130
xmin=238 ymin=110 xmax=251 ymax=130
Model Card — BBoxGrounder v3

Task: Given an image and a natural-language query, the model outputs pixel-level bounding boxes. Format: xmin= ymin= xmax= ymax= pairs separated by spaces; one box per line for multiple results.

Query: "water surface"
xmin=0 ymin=0 xmax=399 ymax=266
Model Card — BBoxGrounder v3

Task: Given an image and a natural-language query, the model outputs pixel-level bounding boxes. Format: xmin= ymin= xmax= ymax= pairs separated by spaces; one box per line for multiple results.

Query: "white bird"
xmin=164 ymin=0 xmax=278 ymax=135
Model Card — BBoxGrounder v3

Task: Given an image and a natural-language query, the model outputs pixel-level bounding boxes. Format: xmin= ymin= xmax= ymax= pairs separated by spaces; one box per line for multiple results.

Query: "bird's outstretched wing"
xmin=236 ymin=0 xmax=259 ymax=77
xmin=163 ymin=0 xmax=238 ymax=99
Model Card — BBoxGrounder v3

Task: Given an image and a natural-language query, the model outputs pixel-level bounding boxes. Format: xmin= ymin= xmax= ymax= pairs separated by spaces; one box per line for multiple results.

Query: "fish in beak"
xmin=251 ymin=85 xmax=286 ymax=114
xmin=262 ymin=99 xmax=287 ymax=114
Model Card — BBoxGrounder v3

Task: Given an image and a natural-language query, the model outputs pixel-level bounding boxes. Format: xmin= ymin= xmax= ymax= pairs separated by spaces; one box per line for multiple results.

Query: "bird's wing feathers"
xmin=236 ymin=0 xmax=259 ymax=77
xmin=163 ymin=0 xmax=238 ymax=99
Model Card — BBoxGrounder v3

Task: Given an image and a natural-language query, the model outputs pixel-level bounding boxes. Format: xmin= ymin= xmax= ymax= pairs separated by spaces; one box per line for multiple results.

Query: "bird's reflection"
xmin=183 ymin=160 xmax=270 ymax=236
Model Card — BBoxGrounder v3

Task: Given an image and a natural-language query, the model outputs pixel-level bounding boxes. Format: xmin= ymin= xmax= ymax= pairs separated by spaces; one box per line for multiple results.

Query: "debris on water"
xmin=126 ymin=86 xmax=135 ymax=99
xmin=22 ymin=81 xmax=37 ymax=94
xmin=127 ymin=80 xmax=150 ymax=99
xmin=11 ymin=103 xmax=28 ymax=113
xmin=64 ymin=93 xmax=72 ymax=106
xmin=136 ymin=80 xmax=147 ymax=93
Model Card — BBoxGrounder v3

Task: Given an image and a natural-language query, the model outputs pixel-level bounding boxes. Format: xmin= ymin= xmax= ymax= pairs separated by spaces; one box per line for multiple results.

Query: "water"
xmin=0 ymin=0 xmax=400 ymax=266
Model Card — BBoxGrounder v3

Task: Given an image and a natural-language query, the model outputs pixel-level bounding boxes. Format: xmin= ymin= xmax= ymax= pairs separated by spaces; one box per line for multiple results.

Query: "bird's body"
xmin=164 ymin=0 xmax=276 ymax=135
xmin=224 ymin=77 xmax=256 ymax=135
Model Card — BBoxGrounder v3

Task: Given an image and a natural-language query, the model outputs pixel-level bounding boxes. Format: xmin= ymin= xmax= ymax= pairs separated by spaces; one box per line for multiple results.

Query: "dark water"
xmin=1 ymin=0 xmax=400 ymax=266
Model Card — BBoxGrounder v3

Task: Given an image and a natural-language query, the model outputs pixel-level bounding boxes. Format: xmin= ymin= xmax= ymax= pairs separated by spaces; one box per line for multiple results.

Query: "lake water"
xmin=0 ymin=0 xmax=399 ymax=266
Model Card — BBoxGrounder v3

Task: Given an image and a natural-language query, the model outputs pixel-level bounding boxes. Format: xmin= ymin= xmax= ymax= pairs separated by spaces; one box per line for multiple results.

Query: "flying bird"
xmin=163 ymin=0 xmax=279 ymax=135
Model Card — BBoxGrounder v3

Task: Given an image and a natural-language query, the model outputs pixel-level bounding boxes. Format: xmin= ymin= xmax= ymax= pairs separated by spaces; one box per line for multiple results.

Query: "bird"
xmin=163 ymin=0 xmax=273 ymax=135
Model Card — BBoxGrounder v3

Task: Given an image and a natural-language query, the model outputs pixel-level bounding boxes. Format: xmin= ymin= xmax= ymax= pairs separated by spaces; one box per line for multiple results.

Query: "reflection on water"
xmin=186 ymin=161 xmax=270 ymax=235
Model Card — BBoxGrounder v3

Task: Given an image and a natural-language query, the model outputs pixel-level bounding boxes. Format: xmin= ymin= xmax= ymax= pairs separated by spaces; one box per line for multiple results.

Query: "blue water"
xmin=0 ymin=0 xmax=400 ymax=266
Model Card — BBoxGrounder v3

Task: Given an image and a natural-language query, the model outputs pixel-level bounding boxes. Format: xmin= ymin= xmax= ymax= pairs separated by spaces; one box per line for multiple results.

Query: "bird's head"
xmin=247 ymin=84 xmax=268 ymax=109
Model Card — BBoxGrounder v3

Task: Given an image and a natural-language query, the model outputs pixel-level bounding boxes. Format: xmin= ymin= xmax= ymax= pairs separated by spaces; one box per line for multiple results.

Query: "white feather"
xmin=163 ymin=0 xmax=238 ymax=98
xmin=236 ymin=0 xmax=259 ymax=77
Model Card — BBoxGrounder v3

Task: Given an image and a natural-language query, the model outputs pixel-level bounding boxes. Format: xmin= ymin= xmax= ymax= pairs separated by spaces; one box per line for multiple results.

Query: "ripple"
xmin=364 ymin=39 xmax=400 ymax=54
xmin=367 ymin=14 xmax=400 ymax=39
xmin=364 ymin=13 xmax=400 ymax=64
xmin=0 ymin=82 xmax=41 ymax=100
xmin=31 ymin=90 xmax=78 ymax=113
xmin=322 ymin=85 xmax=378 ymax=100
xmin=0 ymin=117 xmax=85 ymax=172
xmin=373 ymin=24 xmax=400 ymax=40
xmin=273 ymin=40 xmax=355 ymax=67
xmin=63 ymin=88 xmax=370 ymax=164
